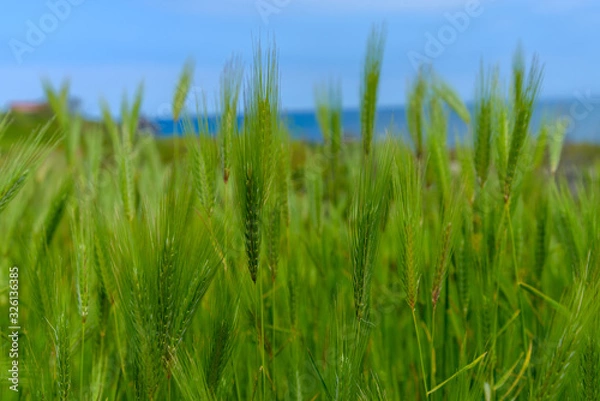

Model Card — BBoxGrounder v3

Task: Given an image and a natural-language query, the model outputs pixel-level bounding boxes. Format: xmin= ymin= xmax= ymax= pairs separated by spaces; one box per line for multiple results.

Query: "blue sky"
xmin=1 ymin=0 xmax=599 ymax=117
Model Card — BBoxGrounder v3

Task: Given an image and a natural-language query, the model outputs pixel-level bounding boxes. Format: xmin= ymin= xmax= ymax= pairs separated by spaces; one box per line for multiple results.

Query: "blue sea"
xmin=154 ymin=99 xmax=600 ymax=143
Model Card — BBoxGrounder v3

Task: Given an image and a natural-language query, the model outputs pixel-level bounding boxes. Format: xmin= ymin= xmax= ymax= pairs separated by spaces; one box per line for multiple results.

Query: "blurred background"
xmin=1 ymin=0 xmax=599 ymax=141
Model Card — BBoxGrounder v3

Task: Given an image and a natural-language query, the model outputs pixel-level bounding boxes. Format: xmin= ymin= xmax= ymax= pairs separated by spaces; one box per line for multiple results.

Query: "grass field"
xmin=1 ymin=29 xmax=600 ymax=400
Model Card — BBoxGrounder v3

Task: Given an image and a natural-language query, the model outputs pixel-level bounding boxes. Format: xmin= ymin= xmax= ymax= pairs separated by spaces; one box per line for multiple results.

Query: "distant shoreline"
xmin=151 ymin=98 xmax=600 ymax=143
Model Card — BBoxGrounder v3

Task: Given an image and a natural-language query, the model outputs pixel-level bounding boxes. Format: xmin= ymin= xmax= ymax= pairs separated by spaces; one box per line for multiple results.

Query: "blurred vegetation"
xmin=1 ymin=29 xmax=600 ymax=401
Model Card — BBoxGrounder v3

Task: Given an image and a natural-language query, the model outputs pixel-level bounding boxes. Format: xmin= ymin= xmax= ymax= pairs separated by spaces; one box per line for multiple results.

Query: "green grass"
xmin=1 ymin=30 xmax=600 ymax=400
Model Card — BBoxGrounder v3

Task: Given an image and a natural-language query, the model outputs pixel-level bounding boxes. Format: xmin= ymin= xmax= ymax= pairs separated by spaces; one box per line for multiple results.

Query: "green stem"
xmin=517 ymin=282 xmax=570 ymax=317
xmin=430 ymin=307 xmax=436 ymax=390
xmin=412 ymin=308 xmax=429 ymax=399
xmin=506 ymin=201 xmax=533 ymax=395
xmin=427 ymin=352 xmax=487 ymax=396
xmin=80 ymin=320 xmax=85 ymax=401
xmin=489 ymin=200 xmax=511 ymax=394
xmin=113 ymin=306 xmax=129 ymax=388
xmin=259 ymin=268 xmax=266 ymax=400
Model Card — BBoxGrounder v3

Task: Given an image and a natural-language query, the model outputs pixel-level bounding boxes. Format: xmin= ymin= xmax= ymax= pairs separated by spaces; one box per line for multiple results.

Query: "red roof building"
xmin=9 ymin=101 xmax=51 ymax=114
